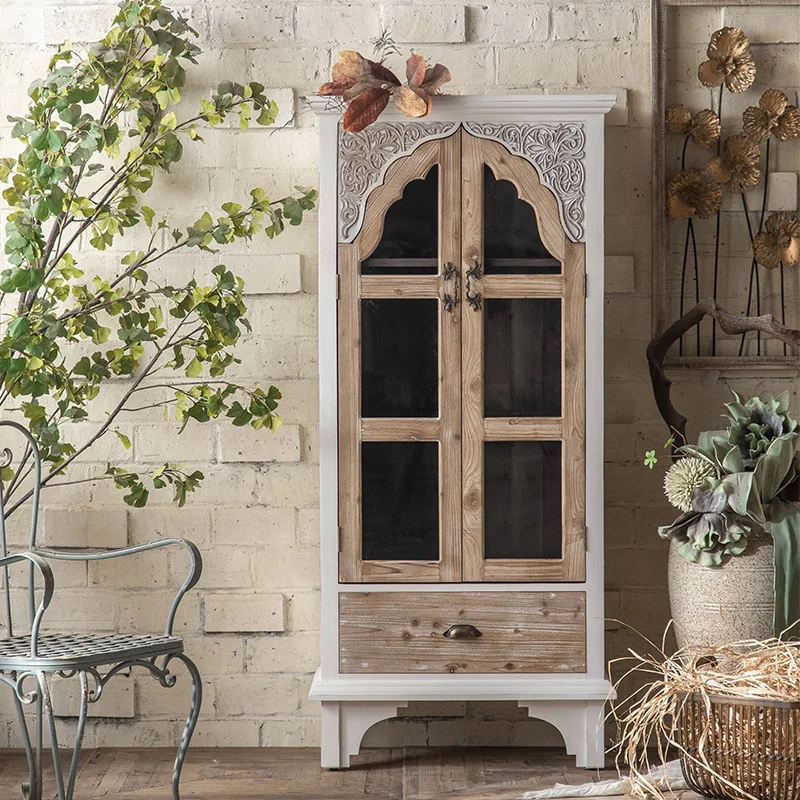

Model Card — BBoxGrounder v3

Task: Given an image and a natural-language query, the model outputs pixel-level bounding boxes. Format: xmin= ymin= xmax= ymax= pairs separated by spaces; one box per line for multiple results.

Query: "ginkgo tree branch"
xmin=0 ymin=0 xmax=312 ymax=514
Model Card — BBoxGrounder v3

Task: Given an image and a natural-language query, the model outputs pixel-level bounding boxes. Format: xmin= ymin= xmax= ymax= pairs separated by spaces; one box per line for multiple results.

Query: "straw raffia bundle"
xmin=611 ymin=626 xmax=800 ymax=800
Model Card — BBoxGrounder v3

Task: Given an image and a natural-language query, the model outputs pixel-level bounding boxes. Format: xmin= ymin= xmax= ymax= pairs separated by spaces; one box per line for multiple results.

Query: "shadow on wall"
xmin=362 ymin=701 xmax=567 ymax=748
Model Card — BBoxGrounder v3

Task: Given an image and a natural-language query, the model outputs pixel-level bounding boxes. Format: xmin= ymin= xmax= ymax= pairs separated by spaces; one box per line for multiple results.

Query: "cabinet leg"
xmin=518 ymin=700 xmax=607 ymax=770
xmin=575 ymin=701 xmax=606 ymax=769
xmin=320 ymin=700 xmax=408 ymax=769
xmin=321 ymin=702 xmax=344 ymax=769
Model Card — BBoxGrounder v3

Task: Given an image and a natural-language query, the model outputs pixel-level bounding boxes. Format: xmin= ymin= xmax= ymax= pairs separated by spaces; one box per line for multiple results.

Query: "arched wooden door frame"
xmin=337 ymin=133 xmax=462 ymax=583
xmin=460 ymin=132 xmax=586 ymax=582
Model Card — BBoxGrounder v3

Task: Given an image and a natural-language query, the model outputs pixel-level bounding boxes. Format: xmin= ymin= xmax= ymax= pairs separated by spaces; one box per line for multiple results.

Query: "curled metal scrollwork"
xmin=0 ymin=447 xmax=13 ymax=470
xmin=14 ymin=672 xmax=39 ymax=705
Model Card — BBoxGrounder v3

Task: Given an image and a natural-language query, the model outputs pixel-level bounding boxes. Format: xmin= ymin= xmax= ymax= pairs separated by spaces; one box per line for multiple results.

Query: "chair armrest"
xmin=0 ymin=551 xmax=55 ymax=657
xmin=33 ymin=539 xmax=202 ymax=636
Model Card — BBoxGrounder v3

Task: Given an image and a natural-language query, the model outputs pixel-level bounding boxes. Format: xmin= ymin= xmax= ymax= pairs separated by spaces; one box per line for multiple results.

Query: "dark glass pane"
xmin=484 ymin=299 xmax=561 ymax=417
xmin=485 ymin=441 xmax=562 ymax=559
xmin=483 ymin=165 xmax=560 ymax=275
xmin=361 ymin=299 xmax=438 ymax=417
xmin=362 ymin=166 xmax=438 ymax=274
xmin=362 ymin=442 xmax=439 ymax=561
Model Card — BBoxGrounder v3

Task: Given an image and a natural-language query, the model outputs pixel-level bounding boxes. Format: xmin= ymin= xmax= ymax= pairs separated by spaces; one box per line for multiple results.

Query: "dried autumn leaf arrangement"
xmin=319 ymin=50 xmax=451 ymax=132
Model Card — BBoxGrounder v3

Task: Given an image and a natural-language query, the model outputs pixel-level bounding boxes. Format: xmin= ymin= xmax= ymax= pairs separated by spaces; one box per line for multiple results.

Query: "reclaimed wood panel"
xmin=459 ymin=132 xmax=486 ymax=583
xmin=339 ymin=591 xmax=586 ymax=674
xmin=483 ymin=417 xmax=563 ymax=441
xmin=360 ymin=275 xmax=440 ymax=298
xmin=0 ymin=747 xmax=635 ymax=799
xmin=439 ymin=130 xmax=463 ymax=583
xmin=361 ymin=418 xmax=441 ymax=441
xmin=482 ymin=275 xmax=563 ymax=298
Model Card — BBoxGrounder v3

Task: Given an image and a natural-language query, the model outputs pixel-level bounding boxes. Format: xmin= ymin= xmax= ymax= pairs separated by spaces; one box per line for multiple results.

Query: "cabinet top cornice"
xmin=307 ymin=94 xmax=617 ymax=119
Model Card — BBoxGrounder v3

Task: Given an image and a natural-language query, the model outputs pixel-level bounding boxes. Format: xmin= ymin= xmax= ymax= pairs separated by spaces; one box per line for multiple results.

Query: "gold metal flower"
xmin=665 ymin=104 xmax=721 ymax=149
xmin=706 ymin=134 xmax=761 ymax=192
xmin=753 ymin=212 xmax=800 ymax=269
xmin=667 ymin=168 xmax=723 ymax=220
xmin=743 ymin=88 xmax=800 ymax=143
xmin=698 ymin=27 xmax=756 ymax=93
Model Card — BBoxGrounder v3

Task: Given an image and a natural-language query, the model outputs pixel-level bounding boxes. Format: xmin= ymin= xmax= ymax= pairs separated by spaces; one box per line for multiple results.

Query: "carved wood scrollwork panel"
xmin=337 ymin=120 xmax=588 ymax=244
xmin=337 ymin=122 xmax=459 ymax=243
xmin=463 ymin=122 xmax=586 ymax=242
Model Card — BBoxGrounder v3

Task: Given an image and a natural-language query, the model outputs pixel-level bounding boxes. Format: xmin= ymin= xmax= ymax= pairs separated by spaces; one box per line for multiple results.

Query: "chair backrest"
xmin=0 ymin=420 xmax=43 ymax=638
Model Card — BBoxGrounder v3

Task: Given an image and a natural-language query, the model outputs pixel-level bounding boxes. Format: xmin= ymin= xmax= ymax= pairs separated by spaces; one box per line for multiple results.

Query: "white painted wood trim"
xmin=317 ymin=111 xmax=341 ymax=683
xmin=583 ymin=112 xmax=606 ymax=681
xmin=311 ymin=669 xmax=614 ymax=703
xmin=308 ymin=94 xmax=618 ymax=118
xmin=313 ymin=95 xmax=615 ymax=768
xmin=321 ymin=700 xmax=409 ymax=768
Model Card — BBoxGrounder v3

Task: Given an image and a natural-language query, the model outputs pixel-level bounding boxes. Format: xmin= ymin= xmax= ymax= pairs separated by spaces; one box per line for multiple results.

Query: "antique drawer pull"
xmin=466 ymin=255 xmax=482 ymax=311
xmin=443 ymin=624 xmax=482 ymax=639
xmin=442 ymin=262 xmax=459 ymax=311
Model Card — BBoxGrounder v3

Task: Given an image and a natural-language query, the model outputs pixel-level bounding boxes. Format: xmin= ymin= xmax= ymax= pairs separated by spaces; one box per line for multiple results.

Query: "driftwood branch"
xmin=646 ymin=299 xmax=800 ymax=445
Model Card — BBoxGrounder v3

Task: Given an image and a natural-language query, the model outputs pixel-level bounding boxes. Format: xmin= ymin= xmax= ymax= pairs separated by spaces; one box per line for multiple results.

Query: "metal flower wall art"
xmin=317 ymin=35 xmax=451 ymax=133
xmin=665 ymin=26 xmax=800 ymax=358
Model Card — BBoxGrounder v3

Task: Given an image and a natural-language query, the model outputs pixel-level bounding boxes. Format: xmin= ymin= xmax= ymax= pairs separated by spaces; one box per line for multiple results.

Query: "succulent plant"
xmin=659 ymin=479 xmax=752 ymax=566
xmin=725 ymin=392 xmax=797 ymax=468
xmin=664 ymin=457 xmax=716 ymax=511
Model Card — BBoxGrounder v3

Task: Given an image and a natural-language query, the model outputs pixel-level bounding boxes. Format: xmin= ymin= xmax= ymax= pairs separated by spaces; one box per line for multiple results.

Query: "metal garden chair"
xmin=0 ymin=420 xmax=203 ymax=800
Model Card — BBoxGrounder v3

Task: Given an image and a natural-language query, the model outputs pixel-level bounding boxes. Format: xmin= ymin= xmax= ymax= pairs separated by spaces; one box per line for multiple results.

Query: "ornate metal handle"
xmin=442 ymin=262 xmax=459 ymax=311
xmin=466 ymin=255 xmax=482 ymax=311
xmin=443 ymin=624 xmax=482 ymax=639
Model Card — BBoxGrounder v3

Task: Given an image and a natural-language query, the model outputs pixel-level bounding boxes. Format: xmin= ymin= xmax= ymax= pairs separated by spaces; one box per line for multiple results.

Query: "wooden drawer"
xmin=339 ymin=592 xmax=586 ymax=674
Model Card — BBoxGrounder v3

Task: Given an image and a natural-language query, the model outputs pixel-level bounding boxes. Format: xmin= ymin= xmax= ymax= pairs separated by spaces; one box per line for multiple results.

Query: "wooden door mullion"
xmin=461 ymin=132 xmax=486 ymax=582
xmin=439 ymin=130 xmax=463 ymax=582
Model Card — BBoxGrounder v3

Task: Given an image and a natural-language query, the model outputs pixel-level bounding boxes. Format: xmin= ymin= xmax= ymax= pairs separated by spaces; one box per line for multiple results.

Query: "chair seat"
xmin=0 ymin=632 xmax=183 ymax=671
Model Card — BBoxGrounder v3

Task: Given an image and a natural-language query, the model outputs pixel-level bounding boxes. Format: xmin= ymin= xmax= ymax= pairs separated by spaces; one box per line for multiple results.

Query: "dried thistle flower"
xmin=706 ymin=134 xmax=762 ymax=193
xmin=743 ymin=88 xmax=800 ymax=143
xmin=753 ymin=212 xmax=800 ymax=270
xmin=666 ymin=104 xmax=721 ymax=149
xmin=667 ymin=168 xmax=723 ymax=220
xmin=664 ymin=457 xmax=715 ymax=512
xmin=698 ymin=27 xmax=756 ymax=93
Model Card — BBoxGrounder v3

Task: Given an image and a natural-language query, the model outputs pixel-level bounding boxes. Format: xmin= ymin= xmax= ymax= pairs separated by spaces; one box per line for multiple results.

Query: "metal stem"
xmin=711 ymin=84 xmax=724 ymax=355
xmin=38 ymin=672 xmax=66 ymax=800
xmin=66 ymin=672 xmax=90 ymax=800
xmin=781 ymin=262 xmax=787 ymax=356
xmin=171 ymin=654 xmax=202 ymax=800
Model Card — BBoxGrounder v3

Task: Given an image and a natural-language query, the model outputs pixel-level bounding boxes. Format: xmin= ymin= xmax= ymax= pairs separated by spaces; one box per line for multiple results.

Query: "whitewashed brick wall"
xmin=1 ymin=0 xmax=793 ymax=750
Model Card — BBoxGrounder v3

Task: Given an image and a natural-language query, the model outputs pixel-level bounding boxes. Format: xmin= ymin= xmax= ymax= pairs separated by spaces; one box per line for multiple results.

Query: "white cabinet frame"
xmin=309 ymin=95 xmax=616 ymax=769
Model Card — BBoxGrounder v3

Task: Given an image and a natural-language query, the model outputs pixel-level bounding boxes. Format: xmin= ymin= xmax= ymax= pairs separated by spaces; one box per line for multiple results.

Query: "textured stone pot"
xmin=668 ymin=530 xmax=774 ymax=650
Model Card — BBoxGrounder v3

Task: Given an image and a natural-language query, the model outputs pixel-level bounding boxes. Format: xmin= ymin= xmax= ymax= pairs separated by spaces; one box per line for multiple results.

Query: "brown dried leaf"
xmin=421 ymin=63 xmax=451 ymax=95
xmin=406 ymin=53 xmax=426 ymax=87
xmin=343 ymin=87 xmax=390 ymax=132
xmin=342 ymin=79 xmax=381 ymax=102
xmin=318 ymin=77 xmax=358 ymax=97
xmin=367 ymin=59 xmax=401 ymax=86
xmin=394 ymin=85 xmax=431 ymax=118
xmin=332 ymin=50 xmax=368 ymax=81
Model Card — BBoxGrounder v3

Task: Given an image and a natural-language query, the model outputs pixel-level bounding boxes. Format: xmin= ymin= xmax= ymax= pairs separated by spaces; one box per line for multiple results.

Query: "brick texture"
xmin=3 ymin=0 xmax=793 ymax=753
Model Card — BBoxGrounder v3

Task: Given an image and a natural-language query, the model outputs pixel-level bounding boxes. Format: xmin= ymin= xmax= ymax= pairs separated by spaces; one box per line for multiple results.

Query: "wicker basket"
xmin=677 ymin=692 xmax=800 ymax=799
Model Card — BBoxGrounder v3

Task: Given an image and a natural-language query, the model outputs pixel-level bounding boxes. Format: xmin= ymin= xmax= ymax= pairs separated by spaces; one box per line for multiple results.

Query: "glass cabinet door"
xmin=460 ymin=132 xmax=586 ymax=582
xmin=338 ymin=133 xmax=462 ymax=582
xmin=338 ymin=127 xmax=586 ymax=584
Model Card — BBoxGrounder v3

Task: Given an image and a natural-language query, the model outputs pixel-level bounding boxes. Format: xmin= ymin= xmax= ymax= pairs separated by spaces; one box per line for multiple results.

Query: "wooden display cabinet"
xmin=309 ymin=95 xmax=615 ymax=769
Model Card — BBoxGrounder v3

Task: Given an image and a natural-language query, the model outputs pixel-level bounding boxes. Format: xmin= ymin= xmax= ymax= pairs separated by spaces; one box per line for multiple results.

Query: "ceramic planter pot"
xmin=668 ymin=529 xmax=774 ymax=650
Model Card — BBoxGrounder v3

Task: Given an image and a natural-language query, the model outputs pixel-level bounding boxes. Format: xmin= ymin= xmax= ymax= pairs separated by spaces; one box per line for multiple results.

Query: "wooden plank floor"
xmin=0 ymin=747 xmax=703 ymax=799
